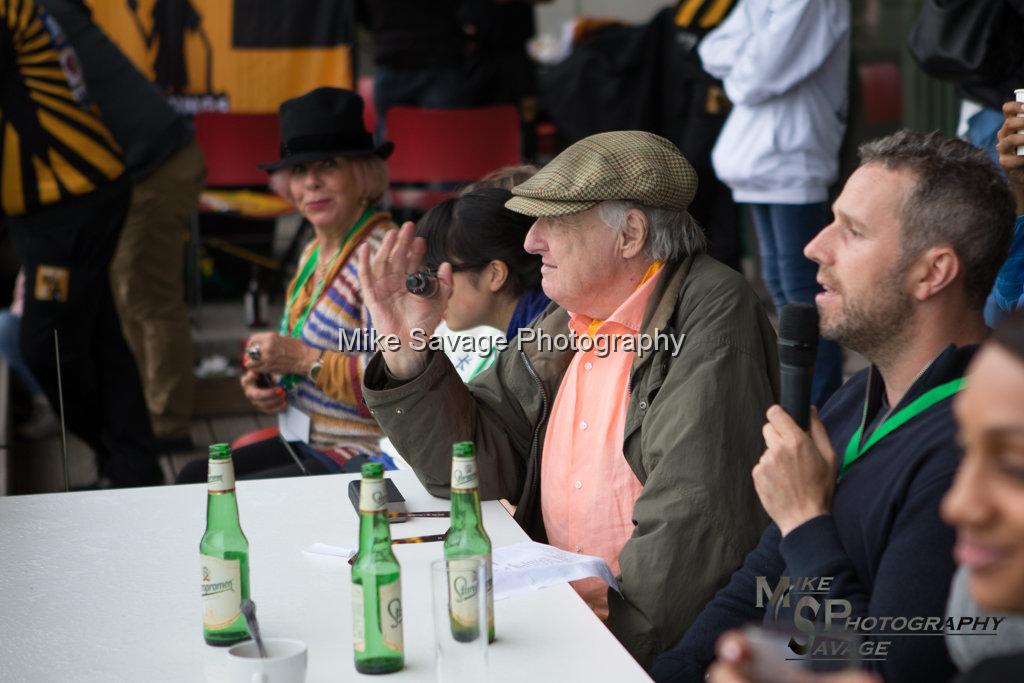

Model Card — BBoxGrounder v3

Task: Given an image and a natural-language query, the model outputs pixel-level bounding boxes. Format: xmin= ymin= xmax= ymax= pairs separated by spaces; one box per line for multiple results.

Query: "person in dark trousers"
xmin=44 ymin=0 xmax=206 ymax=453
xmin=355 ymin=0 xmax=474 ymax=138
xmin=650 ymin=130 xmax=1015 ymax=683
xmin=0 ymin=0 xmax=163 ymax=487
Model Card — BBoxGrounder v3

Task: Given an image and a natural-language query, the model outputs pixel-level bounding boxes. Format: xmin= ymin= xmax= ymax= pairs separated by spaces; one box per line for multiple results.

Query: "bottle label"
xmin=451 ymin=458 xmax=478 ymax=492
xmin=379 ymin=579 xmax=403 ymax=652
xmin=360 ymin=478 xmax=387 ymax=513
xmin=207 ymin=459 xmax=235 ymax=493
xmin=447 ymin=555 xmax=493 ymax=635
xmin=352 ymin=583 xmax=365 ymax=652
xmin=201 ymin=555 xmax=242 ymax=630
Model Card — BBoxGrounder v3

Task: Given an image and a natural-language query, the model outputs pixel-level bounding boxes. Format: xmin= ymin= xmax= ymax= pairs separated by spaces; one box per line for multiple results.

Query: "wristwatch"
xmin=308 ymin=350 xmax=326 ymax=383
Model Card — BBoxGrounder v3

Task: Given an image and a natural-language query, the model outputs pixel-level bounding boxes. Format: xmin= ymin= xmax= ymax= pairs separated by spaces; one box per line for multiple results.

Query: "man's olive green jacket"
xmin=362 ymin=254 xmax=779 ymax=666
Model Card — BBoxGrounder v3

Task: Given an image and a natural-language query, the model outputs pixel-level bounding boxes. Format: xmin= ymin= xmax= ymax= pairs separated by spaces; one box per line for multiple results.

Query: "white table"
xmin=0 ymin=471 xmax=652 ymax=682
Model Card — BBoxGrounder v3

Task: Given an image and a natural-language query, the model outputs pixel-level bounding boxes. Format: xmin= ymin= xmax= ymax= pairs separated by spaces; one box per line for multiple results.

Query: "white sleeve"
xmin=715 ymin=0 xmax=849 ymax=106
xmin=697 ymin=1 xmax=752 ymax=80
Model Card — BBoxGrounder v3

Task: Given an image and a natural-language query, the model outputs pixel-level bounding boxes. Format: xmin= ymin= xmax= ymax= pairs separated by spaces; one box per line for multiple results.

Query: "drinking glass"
xmin=430 ymin=558 xmax=489 ymax=683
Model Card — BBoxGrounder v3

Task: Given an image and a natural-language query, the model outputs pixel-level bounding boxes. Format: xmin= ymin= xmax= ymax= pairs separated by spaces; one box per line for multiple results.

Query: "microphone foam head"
xmin=778 ymin=303 xmax=819 ymax=367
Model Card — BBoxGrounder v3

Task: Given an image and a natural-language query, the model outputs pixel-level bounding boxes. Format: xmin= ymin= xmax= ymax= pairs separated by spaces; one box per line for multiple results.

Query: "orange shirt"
xmin=540 ymin=263 xmax=662 ymax=619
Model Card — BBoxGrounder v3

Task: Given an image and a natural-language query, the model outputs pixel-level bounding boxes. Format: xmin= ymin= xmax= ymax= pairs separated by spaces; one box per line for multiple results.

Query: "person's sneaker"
xmin=15 ymin=395 xmax=59 ymax=441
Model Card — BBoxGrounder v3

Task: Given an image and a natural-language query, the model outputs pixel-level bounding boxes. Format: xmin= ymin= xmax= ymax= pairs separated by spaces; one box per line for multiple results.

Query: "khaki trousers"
xmin=111 ymin=139 xmax=206 ymax=439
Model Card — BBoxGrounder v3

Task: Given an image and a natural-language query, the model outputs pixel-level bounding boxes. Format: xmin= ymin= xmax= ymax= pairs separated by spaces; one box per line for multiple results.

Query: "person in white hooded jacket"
xmin=699 ymin=0 xmax=850 ymax=406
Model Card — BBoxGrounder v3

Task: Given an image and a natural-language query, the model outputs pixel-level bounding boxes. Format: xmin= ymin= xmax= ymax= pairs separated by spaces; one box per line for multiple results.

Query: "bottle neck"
xmin=358 ymin=478 xmax=393 ymax=552
xmin=206 ymin=457 xmax=241 ymax=528
xmin=206 ymin=490 xmax=241 ymax=529
xmin=450 ymin=488 xmax=483 ymax=530
xmin=358 ymin=509 xmax=393 ymax=551
xmin=450 ymin=456 xmax=482 ymax=529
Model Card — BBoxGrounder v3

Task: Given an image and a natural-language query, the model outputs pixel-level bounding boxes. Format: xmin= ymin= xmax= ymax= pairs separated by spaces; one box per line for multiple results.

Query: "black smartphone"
xmin=348 ymin=478 xmax=408 ymax=521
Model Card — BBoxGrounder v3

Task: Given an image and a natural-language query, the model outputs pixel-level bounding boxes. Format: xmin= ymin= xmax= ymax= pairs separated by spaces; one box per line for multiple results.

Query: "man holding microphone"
xmin=652 ymin=130 xmax=1014 ymax=682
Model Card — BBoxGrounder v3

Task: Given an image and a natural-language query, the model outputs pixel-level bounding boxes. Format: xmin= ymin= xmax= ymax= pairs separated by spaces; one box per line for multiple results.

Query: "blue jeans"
xmin=751 ymin=203 xmax=843 ymax=407
xmin=0 ymin=310 xmax=45 ymax=397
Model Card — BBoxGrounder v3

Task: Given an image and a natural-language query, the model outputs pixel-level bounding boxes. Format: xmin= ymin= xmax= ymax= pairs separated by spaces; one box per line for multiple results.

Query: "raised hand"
xmin=752 ymin=406 xmax=837 ymax=537
xmin=996 ymin=101 xmax=1024 ymax=214
xmin=357 ymin=221 xmax=453 ymax=379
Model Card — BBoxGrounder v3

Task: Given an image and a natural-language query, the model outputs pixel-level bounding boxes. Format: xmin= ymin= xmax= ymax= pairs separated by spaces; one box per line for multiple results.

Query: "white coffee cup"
xmin=225 ymin=638 xmax=307 ymax=683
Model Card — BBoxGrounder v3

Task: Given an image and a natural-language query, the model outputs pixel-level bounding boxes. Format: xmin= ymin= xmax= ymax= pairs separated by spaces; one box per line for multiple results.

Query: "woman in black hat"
xmin=178 ymin=87 xmax=397 ymax=481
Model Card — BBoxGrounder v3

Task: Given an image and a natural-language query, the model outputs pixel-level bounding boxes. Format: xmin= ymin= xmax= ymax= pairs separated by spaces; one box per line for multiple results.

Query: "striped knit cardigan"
xmin=284 ymin=211 xmax=393 ymax=462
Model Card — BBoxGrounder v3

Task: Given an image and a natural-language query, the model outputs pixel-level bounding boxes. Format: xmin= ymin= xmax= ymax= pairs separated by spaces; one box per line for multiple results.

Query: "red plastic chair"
xmin=384 ymin=105 xmax=522 ymax=210
xmin=230 ymin=426 xmax=280 ymax=451
xmin=188 ymin=112 xmax=284 ymax=306
xmin=194 ymin=112 xmax=281 ymax=187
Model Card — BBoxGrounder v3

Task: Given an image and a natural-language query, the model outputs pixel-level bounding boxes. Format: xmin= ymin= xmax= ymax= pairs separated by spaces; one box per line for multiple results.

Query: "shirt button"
xmin=395 ymin=408 xmax=403 ymax=415
xmin=579 ymin=421 xmax=588 ymax=431
xmin=575 ymin=544 xmax=582 ymax=552
xmin=584 ymin=361 xmax=593 ymax=371
xmin=574 ymin=480 xmax=582 ymax=489
xmin=639 ymin=401 xmax=648 ymax=410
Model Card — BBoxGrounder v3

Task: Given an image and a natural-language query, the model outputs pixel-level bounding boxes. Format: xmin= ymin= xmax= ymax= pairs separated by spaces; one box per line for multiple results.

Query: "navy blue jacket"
xmin=651 ymin=345 xmax=975 ymax=683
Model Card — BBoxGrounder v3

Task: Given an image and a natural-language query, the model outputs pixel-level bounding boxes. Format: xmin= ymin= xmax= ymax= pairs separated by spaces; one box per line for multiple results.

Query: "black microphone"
xmin=778 ymin=303 xmax=819 ymax=430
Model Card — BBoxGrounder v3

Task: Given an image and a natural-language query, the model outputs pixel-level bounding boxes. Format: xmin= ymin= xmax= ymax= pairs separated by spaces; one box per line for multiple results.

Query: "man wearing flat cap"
xmin=357 ymin=131 xmax=778 ymax=665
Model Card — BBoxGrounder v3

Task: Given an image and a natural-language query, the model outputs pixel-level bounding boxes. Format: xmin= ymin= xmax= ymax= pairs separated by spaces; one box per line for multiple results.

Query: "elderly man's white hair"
xmin=596 ymin=200 xmax=707 ymax=262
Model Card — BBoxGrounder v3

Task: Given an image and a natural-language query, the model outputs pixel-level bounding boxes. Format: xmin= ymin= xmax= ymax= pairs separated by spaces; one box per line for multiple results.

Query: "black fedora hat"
xmin=259 ymin=87 xmax=393 ymax=172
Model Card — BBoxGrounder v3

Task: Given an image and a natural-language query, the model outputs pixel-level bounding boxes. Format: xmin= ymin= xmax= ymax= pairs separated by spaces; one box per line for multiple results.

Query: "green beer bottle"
xmin=443 ymin=441 xmax=495 ymax=643
xmin=199 ymin=443 xmax=251 ymax=646
xmin=351 ymin=462 xmax=404 ymax=674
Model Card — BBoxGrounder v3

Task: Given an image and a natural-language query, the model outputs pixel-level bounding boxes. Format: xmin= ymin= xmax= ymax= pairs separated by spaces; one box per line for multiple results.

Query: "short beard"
xmin=821 ymin=267 xmax=914 ymax=366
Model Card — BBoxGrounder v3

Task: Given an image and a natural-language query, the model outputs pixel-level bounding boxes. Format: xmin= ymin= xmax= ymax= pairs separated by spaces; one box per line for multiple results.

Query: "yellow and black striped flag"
xmin=0 ymin=0 xmax=124 ymax=216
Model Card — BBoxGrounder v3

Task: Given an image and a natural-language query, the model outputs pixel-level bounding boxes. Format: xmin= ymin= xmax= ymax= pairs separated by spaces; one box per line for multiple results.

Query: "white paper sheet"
xmin=492 ymin=541 xmax=620 ymax=601
xmin=302 ymin=540 xmax=619 ymax=601
xmin=278 ymin=405 xmax=311 ymax=443
xmin=303 ymin=542 xmax=355 ymax=559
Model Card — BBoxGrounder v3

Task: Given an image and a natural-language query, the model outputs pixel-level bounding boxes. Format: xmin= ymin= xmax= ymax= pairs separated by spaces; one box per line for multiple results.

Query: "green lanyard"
xmin=840 ymin=377 xmax=965 ymax=477
xmin=278 ymin=208 xmax=373 ymax=388
xmin=279 ymin=244 xmax=335 ymax=337
xmin=465 ymin=347 xmax=498 ymax=381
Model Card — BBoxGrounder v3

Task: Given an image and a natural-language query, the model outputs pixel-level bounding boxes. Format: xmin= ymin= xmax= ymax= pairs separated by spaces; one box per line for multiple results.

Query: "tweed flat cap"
xmin=506 ymin=131 xmax=698 ymax=218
